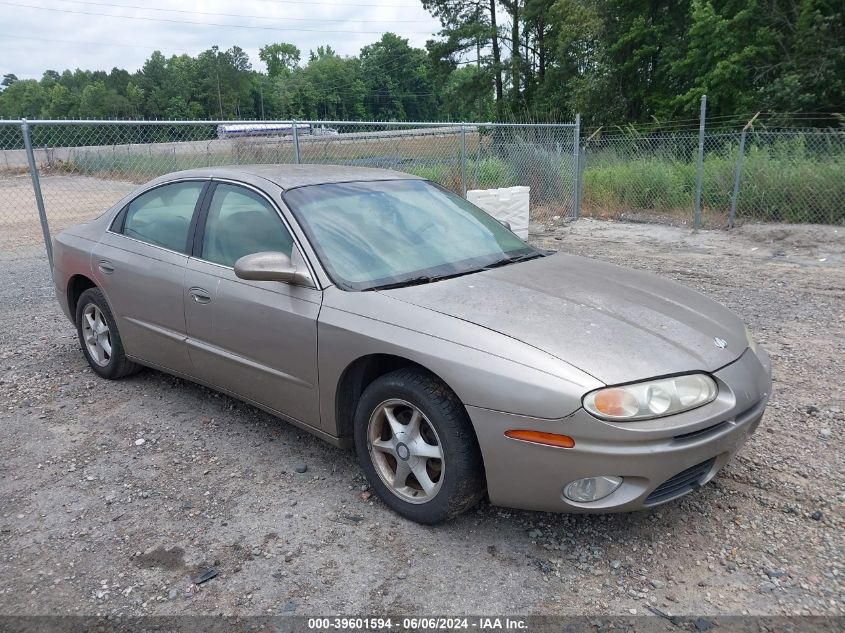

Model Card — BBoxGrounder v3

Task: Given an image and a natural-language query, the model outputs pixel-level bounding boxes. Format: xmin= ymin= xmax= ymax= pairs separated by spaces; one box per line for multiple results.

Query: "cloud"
xmin=0 ymin=0 xmax=442 ymax=79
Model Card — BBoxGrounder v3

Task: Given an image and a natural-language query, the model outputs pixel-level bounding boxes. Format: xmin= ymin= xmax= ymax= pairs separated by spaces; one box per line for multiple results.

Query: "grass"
xmin=584 ymin=159 xmax=694 ymax=212
xmin=583 ymin=136 xmax=845 ymax=224
xmin=732 ymin=145 xmax=845 ymax=223
xmin=401 ymin=157 xmax=518 ymax=192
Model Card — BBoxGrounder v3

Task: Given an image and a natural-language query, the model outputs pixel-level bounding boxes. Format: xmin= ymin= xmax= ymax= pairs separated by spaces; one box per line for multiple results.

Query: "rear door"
xmin=92 ymin=179 xmax=208 ymax=375
xmin=183 ymin=180 xmax=323 ymax=428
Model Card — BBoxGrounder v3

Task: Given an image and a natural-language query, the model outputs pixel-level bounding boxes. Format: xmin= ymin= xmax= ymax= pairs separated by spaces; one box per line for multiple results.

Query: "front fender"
xmin=317 ymin=287 xmax=603 ymax=437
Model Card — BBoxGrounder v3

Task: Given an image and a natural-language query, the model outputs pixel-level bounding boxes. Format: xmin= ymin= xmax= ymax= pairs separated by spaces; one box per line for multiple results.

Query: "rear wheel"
xmin=354 ymin=368 xmax=485 ymax=524
xmin=75 ymin=287 xmax=141 ymax=379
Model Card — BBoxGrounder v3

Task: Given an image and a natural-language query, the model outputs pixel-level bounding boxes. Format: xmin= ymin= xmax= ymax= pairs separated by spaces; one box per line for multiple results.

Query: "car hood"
xmin=379 ymin=252 xmax=747 ymax=385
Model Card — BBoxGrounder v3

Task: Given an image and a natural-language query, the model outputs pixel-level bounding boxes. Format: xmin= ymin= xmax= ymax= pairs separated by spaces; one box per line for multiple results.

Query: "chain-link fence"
xmin=581 ymin=127 xmax=845 ymax=227
xmin=0 ymin=119 xmax=580 ymax=261
xmin=582 ymin=131 xmax=703 ymax=222
xmin=1 ymin=117 xmax=844 ymax=263
xmin=733 ymin=129 xmax=845 ymax=224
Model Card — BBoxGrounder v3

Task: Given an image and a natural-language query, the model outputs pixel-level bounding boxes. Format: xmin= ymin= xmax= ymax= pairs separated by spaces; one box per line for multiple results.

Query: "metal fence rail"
xmin=1 ymin=115 xmax=843 ymax=264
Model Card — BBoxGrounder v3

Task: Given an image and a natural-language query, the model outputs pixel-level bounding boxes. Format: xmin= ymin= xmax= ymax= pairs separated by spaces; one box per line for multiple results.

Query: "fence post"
xmin=580 ymin=126 xmax=603 ymax=221
xmin=460 ymin=124 xmax=467 ymax=197
xmin=21 ymin=119 xmax=53 ymax=269
xmin=292 ymin=119 xmax=301 ymax=164
xmin=693 ymin=94 xmax=707 ymax=230
xmin=578 ymin=144 xmax=586 ymax=218
xmin=728 ymin=112 xmax=759 ymax=229
xmin=728 ymin=128 xmax=747 ymax=229
xmin=573 ymin=113 xmax=581 ymax=219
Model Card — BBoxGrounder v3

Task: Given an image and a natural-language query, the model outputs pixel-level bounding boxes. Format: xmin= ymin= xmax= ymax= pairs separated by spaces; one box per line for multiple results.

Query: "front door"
xmin=183 ymin=182 xmax=322 ymax=428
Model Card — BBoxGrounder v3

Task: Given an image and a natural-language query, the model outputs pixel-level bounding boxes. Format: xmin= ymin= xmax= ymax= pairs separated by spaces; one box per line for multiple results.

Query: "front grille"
xmin=645 ymin=458 xmax=716 ymax=506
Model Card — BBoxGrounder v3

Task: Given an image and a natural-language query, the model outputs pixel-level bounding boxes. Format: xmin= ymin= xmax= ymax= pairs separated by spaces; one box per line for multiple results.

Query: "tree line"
xmin=0 ymin=0 xmax=841 ymax=126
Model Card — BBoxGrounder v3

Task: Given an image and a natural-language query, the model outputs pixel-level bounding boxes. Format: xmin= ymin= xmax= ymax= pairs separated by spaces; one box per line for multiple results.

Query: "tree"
xmin=45 ymin=84 xmax=76 ymax=119
xmin=260 ymin=43 xmax=301 ymax=78
xmin=125 ymin=82 xmax=145 ymax=117
xmin=3 ymin=12 xmax=842 ymax=125
xmin=79 ymin=81 xmax=123 ymax=118
xmin=422 ymin=0 xmax=505 ymax=118
xmin=290 ymin=47 xmax=366 ymax=119
xmin=759 ymin=0 xmax=844 ymax=116
xmin=0 ymin=80 xmax=47 ymax=118
xmin=194 ymin=46 xmax=254 ymax=118
xmin=523 ymin=0 xmax=555 ymax=84
xmin=441 ymin=65 xmax=495 ymax=119
xmin=1 ymin=73 xmax=18 ymax=90
xmin=668 ymin=0 xmax=773 ymax=116
xmin=360 ymin=33 xmax=438 ymax=120
xmin=41 ymin=70 xmax=60 ymax=86
xmin=502 ymin=0 xmax=522 ymax=105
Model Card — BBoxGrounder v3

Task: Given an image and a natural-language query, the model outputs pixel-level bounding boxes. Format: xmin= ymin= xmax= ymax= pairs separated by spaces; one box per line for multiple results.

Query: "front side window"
xmin=201 ymin=183 xmax=294 ymax=268
xmin=283 ymin=179 xmax=537 ymax=290
xmin=121 ymin=181 xmax=204 ymax=254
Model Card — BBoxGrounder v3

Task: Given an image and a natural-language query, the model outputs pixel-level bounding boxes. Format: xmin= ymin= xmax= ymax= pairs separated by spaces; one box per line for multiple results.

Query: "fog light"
xmin=563 ymin=476 xmax=623 ymax=502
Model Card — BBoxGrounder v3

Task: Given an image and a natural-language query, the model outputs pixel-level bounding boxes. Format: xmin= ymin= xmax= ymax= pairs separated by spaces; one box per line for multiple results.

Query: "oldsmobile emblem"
xmin=714 ymin=337 xmax=728 ymax=349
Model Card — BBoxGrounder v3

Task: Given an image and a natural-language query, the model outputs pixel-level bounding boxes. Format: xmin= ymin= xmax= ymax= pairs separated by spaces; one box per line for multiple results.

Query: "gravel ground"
xmin=0 ymin=217 xmax=842 ymax=618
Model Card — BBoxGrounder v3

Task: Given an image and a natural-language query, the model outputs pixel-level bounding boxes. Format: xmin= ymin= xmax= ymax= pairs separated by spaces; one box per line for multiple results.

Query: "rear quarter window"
xmin=120 ymin=181 xmax=205 ymax=254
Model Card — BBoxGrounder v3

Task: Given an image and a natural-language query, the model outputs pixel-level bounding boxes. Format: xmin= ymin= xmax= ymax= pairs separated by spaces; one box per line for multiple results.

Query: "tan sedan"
xmin=52 ymin=165 xmax=772 ymax=523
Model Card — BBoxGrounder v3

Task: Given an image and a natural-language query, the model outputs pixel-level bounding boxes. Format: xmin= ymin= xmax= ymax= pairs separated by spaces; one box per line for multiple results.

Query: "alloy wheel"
xmin=367 ymin=398 xmax=444 ymax=504
xmin=82 ymin=303 xmax=112 ymax=367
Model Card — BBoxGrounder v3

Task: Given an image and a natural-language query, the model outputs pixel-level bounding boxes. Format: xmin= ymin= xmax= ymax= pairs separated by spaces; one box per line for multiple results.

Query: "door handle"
xmin=98 ymin=260 xmax=115 ymax=274
xmin=189 ymin=287 xmax=212 ymax=304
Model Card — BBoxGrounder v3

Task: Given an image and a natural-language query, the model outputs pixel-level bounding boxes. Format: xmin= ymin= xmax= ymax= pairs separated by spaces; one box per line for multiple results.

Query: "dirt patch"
xmin=136 ymin=546 xmax=187 ymax=571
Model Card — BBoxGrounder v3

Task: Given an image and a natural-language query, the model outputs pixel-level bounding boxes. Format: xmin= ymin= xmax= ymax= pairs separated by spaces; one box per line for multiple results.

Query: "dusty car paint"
xmin=52 ymin=164 xmax=772 ymax=513
xmin=379 ymin=253 xmax=749 ymax=384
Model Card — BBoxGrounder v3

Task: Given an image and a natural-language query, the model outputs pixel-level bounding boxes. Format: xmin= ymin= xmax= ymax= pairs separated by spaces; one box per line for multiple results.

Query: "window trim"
xmin=106 ymin=178 xmax=211 ymax=256
xmin=110 ymin=206 xmax=128 ymax=233
xmin=191 ymin=178 xmax=320 ymax=286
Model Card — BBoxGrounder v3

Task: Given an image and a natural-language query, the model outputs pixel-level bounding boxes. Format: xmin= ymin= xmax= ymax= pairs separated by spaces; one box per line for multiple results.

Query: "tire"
xmin=353 ymin=367 xmax=486 ymax=524
xmin=75 ymin=287 xmax=141 ymax=380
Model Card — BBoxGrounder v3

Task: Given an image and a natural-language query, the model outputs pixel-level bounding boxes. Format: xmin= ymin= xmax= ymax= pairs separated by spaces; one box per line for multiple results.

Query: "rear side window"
xmin=201 ymin=183 xmax=294 ymax=267
xmin=121 ymin=181 xmax=205 ymax=254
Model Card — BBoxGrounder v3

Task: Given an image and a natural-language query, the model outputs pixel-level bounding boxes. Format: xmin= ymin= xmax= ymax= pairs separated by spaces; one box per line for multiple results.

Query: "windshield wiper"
xmin=369 ymin=275 xmax=438 ymax=291
xmin=370 ymin=252 xmax=547 ymax=291
xmin=481 ymin=251 xmax=546 ymax=270
xmin=370 ymin=267 xmax=480 ymax=290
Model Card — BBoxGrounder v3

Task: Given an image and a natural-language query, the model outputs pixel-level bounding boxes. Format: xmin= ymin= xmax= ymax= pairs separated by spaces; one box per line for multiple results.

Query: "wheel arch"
xmin=334 ymin=354 xmax=469 ymax=444
xmin=67 ymin=274 xmax=98 ymax=318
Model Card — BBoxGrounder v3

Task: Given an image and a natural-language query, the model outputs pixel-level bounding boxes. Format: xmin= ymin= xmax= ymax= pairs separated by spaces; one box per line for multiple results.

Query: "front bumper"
xmin=469 ymin=347 xmax=772 ymax=513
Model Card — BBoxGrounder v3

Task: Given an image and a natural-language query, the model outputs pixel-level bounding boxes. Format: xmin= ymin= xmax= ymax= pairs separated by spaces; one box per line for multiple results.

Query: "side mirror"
xmin=499 ymin=219 xmax=512 ymax=230
xmin=234 ymin=251 xmax=314 ymax=287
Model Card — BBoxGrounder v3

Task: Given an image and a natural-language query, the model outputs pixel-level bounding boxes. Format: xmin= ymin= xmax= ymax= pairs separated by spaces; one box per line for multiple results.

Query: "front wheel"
xmin=354 ymin=368 xmax=486 ymax=524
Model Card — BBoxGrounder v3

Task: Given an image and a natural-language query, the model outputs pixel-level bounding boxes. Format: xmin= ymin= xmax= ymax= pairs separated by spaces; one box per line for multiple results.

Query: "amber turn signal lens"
xmin=504 ymin=429 xmax=575 ymax=448
xmin=592 ymin=388 xmax=639 ymax=417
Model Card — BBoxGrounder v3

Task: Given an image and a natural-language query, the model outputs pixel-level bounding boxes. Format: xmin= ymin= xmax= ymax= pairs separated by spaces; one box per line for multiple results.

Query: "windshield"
xmin=283 ymin=179 xmax=539 ymax=291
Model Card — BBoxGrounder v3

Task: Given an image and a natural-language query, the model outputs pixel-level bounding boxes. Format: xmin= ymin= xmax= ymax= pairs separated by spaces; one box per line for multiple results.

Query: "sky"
xmin=0 ymin=0 xmax=445 ymax=79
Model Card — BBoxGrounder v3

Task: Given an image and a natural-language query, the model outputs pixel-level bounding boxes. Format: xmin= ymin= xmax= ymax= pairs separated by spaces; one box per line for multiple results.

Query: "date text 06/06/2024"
xmin=306 ymin=617 xmax=528 ymax=630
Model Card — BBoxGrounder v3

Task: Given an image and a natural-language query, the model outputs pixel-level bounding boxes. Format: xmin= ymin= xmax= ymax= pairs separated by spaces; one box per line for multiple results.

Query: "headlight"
xmin=744 ymin=325 xmax=758 ymax=353
xmin=583 ymin=373 xmax=718 ymax=421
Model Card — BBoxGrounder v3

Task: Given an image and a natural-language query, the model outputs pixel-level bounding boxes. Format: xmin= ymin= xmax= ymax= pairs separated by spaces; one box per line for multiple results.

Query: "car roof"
xmin=156 ymin=164 xmax=422 ymax=190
